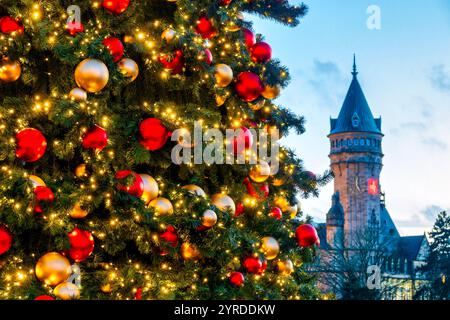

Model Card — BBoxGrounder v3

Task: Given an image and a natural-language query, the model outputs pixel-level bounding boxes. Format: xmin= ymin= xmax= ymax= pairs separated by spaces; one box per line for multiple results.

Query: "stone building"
xmin=315 ymin=57 xmax=429 ymax=300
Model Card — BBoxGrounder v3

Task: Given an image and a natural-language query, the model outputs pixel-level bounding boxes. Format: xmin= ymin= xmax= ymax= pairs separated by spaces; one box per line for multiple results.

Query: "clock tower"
xmin=327 ymin=56 xmax=384 ymax=248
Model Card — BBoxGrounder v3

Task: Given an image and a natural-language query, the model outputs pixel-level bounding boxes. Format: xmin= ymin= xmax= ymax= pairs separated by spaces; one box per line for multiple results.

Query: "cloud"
xmin=395 ymin=205 xmax=446 ymax=231
xmin=430 ymin=64 xmax=450 ymax=92
xmin=399 ymin=122 xmax=427 ymax=131
xmin=422 ymin=137 xmax=448 ymax=150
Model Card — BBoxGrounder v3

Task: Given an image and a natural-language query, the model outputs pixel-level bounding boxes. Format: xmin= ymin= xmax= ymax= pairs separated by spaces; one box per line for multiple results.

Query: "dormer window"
xmin=352 ymin=112 xmax=360 ymax=127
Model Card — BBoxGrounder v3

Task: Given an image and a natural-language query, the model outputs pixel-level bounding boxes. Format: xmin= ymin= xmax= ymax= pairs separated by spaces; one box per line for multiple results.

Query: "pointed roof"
xmin=330 ymin=56 xmax=382 ymax=135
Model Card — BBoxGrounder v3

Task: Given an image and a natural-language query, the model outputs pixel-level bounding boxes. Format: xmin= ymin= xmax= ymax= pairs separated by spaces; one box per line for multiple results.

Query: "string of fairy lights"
xmin=0 ymin=0 xmax=319 ymax=300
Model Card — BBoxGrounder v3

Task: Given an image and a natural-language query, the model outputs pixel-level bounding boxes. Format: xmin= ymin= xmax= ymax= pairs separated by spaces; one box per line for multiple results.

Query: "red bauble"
xmin=243 ymin=256 xmax=266 ymax=274
xmin=195 ymin=15 xmax=217 ymax=39
xmin=235 ymin=71 xmax=264 ymax=102
xmin=233 ymin=127 xmax=253 ymax=154
xmin=103 ymin=37 xmax=124 ymax=62
xmin=15 ymin=128 xmax=47 ymax=162
xmin=82 ymin=126 xmax=108 ymax=151
xmin=102 ymin=0 xmax=130 ymax=14
xmin=115 ymin=170 xmax=144 ymax=197
xmin=34 ymin=295 xmax=55 ymax=300
xmin=66 ymin=22 xmax=84 ymax=36
xmin=250 ymin=42 xmax=272 ymax=63
xmin=0 ymin=16 xmax=24 ymax=34
xmin=0 ymin=225 xmax=12 ymax=255
xmin=139 ymin=118 xmax=171 ymax=151
xmin=259 ymin=183 xmax=269 ymax=199
xmin=235 ymin=202 xmax=245 ymax=217
xmin=295 ymin=224 xmax=319 ymax=248
xmin=135 ymin=287 xmax=142 ymax=300
xmin=204 ymin=49 xmax=213 ymax=65
xmin=242 ymin=28 xmax=255 ymax=49
xmin=270 ymin=207 xmax=282 ymax=220
xmin=159 ymin=50 xmax=185 ymax=74
xmin=220 ymin=0 xmax=233 ymax=5
xmin=160 ymin=225 xmax=178 ymax=247
xmin=229 ymin=272 xmax=244 ymax=287
xmin=68 ymin=227 xmax=95 ymax=262
xmin=34 ymin=186 xmax=54 ymax=213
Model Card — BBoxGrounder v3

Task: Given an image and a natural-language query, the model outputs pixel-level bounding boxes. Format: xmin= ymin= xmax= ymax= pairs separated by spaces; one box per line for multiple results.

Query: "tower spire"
xmin=352 ymin=54 xmax=358 ymax=77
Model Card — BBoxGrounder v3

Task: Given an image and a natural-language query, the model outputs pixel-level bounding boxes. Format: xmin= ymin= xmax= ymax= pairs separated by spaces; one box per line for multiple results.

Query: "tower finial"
xmin=352 ymin=54 xmax=358 ymax=77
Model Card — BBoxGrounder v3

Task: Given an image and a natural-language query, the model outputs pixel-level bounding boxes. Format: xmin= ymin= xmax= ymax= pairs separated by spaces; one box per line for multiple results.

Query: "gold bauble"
xmin=161 ymin=28 xmax=176 ymax=42
xmin=75 ymin=164 xmax=89 ymax=178
xmin=35 ymin=252 xmax=72 ymax=286
xmin=274 ymin=196 xmax=290 ymax=212
xmin=211 ymin=193 xmax=235 ymax=215
xmin=0 ymin=58 xmax=21 ymax=83
xmin=215 ymin=94 xmax=227 ymax=107
xmin=181 ymin=242 xmax=200 ymax=260
xmin=140 ymin=174 xmax=159 ymax=205
xmin=272 ymin=177 xmax=286 ymax=187
xmin=286 ymin=204 xmax=298 ymax=219
xmin=74 ymin=58 xmax=109 ymax=93
xmin=149 ymin=197 xmax=174 ymax=216
xmin=277 ymin=259 xmax=294 ymax=275
xmin=70 ymin=203 xmax=89 ymax=219
xmin=54 ymin=282 xmax=80 ymax=300
xmin=28 ymin=175 xmax=46 ymax=188
xmin=261 ymin=85 xmax=281 ymax=100
xmin=100 ymin=283 xmax=113 ymax=294
xmin=202 ymin=210 xmax=217 ymax=228
xmin=214 ymin=64 xmax=233 ymax=88
xmin=249 ymin=99 xmax=265 ymax=111
xmin=69 ymin=88 xmax=87 ymax=102
xmin=261 ymin=236 xmax=280 ymax=260
xmin=225 ymin=22 xmax=240 ymax=32
xmin=118 ymin=58 xmax=139 ymax=81
xmin=123 ymin=35 xmax=135 ymax=43
xmin=249 ymin=161 xmax=271 ymax=183
xmin=182 ymin=184 xmax=206 ymax=197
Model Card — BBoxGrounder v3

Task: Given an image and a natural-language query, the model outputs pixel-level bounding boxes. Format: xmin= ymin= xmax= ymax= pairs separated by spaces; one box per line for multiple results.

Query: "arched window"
xmin=360 ymin=138 xmax=365 ymax=146
xmin=347 ymin=138 xmax=352 ymax=146
xmin=354 ymin=138 xmax=358 ymax=146
xmin=366 ymin=138 xmax=370 ymax=146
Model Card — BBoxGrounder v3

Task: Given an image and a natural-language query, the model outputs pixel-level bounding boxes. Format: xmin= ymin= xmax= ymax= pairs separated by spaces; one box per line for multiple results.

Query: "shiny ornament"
xmin=243 ymin=256 xmax=266 ymax=274
xmin=195 ymin=15 xmax=217 ymax=39
xmin=70 ymin=203 xmax=89 ymax=219
xmin=54 ymin=282 xmax=80 ymax=300
xmin=103 ymin=37 xmax=124 ymax=62
xmin=0 ymin=225 xmax=12 ymax=255
xmin=100 ymin=283 xmax=113 ymax=294
xmin=68 ymin=227 xmax=95 ymax=262
xmin=277 ymin=259 xmax=294 ymax=276
xmin=182 ymin=184 xmax=206 ymax=197
xmin=295 ymin=224 xmax=319 ymax=248
xmin=286 ymin=204 xmax=298 ymax=219
xmin=235 ymin=71 xmax=263 ymax=102
xmin=201 ymin=210 xmax=218 ymax=228
xmin=34 ymin=186 xmax=54 ymax=213
xmin=242 ymin=28 xmax=255 ymax=48
xmin=15 ymin=128 xmax=47 ymax=162
xmin=82 ymin=125 xmax=108 ymax=151
xmin=0 ymin=16 xmax=24 ymax=34
xmin=250 ymin=42 xmax=272 ymax=63
xmin=160 ymin=225 xmax=178 ymax=248
xmin=235 ymin=202 xmax=245 ymax=217
xmin=249 ymin=99 xmax=265 ymax=111
xmin=260 ymin=237 xmax=279 ymax=260
xmin=229 ymin=272 xmax=244 ymax=287
xmin=115 ymin=170 xmax=144 ymax=197
xmin=203 ymin=49 xmax=213 ymax=65
xmin=66 ymin=21 xmax=84 ymax=36
xmin=159 ymin=50 xmax=184 ymax=74
xmin=261 ymin=84 xmax=281 ymax=100
xmin=102 ymin=0 xmax=130 ymax=14
xmin=118 ymin=58 xmax=139 ymax=81
xmin=139 ymin=174 xmax=159 ymax=205
xmin=28 ymin=175 xmax=46 ymax=188
xmin=161 ymin=28 xmax=176 ymax=42
xmin=149 ymin=197 xmax=174 ymax=216
xmin=274 ymin=196 xmax=290 ymax=212
xmin=35 ymin=252 xmax=71 ymax=286
xmin=243 ymin=178 xmax=268 ymax=199
xmin=249 ymin=161 xmax=271 ymax=183
xmin=270 ymin=207 xmax=282 ymax=220
xmin=211 ymin=193 xmax=235 ymax=215
xmin=220 ymin=0 xmax=233 ymax=5
xmin=74 ymin=59 xmax=109 ymax=93
xmin=181 ymin=242 xmax=200 ymax=260
xmin=34 ymin=295 xmax=55 ymax=300
xmin=215 ymin=94 xmax=227 ymax=106
xmin=0 ymin=58 xmax=21 ymax=83
xmin=214 ymin=64 xmax=233 ymax=88
xmin=69 ymin=88 xmax=87 ymax=102
xmin=232 ymin=127 xmax=253 ymax=154
xmin=75 ymin=164 xmax=89 ymax=178
xmin=139 ymin=118 xmax=171 ymax=151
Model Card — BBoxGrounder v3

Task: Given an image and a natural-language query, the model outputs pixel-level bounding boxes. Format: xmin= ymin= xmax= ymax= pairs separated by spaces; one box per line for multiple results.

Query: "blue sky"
xmin=250 ymin=0 xmax=450 ymax=235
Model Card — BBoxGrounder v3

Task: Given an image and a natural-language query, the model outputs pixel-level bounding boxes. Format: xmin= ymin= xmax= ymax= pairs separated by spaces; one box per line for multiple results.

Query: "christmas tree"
xmin=0 ymin=0 xmax=330 ymax=300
